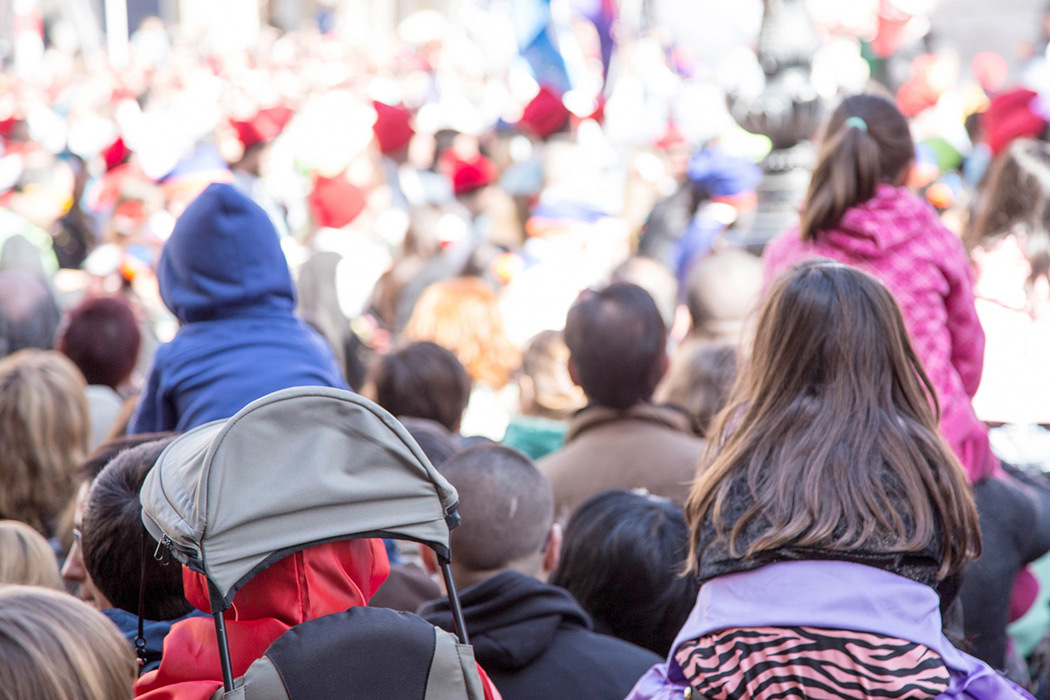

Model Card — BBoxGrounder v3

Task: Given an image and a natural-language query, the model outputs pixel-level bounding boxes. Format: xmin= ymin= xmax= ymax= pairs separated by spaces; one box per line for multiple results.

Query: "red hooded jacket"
xmin=134 ymin=539 xmax=501 ymax=700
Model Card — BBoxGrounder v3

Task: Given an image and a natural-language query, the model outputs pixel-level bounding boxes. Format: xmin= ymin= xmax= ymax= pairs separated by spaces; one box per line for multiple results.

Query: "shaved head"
xmin=441 ymin=445 xmax=553 ymax=574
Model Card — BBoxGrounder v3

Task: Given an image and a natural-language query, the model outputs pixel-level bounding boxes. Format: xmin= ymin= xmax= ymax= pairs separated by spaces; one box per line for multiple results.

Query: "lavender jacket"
xmin=625 ymin=560 xmax=1033 ymax=700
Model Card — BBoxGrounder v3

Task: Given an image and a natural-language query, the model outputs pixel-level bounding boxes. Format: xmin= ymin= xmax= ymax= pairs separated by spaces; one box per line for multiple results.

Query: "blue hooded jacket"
xmin=129 ymin=184 xmax=347 ymax=433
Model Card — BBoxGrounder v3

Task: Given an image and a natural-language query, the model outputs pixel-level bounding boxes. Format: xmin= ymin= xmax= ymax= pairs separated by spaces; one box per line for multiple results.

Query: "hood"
xmin=420 ymin=570 xmax=590 ymax=671
xmin=818 ymin=184 xmax=939 ymax=259
xmin=158 ymin=183 xmax=295 ymax=323
xmin=183 ymin=538 xmax=389 ymax=625
xmin=134 ymin=539 xmax=388 ymax=697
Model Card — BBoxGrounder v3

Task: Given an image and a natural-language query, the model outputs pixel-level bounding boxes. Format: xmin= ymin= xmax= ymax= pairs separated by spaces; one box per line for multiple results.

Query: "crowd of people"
xmin=3 ymin=1 xmax=1050 ymax=698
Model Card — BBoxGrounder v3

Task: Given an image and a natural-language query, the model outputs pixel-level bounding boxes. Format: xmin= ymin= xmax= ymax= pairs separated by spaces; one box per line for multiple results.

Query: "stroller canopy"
xmin=140 ymin=387 xmax=459 ymax=609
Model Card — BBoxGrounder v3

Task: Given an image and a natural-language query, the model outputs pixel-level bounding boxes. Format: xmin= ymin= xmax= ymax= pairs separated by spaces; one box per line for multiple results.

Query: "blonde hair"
xmin=519 ymin=330 xmax=585 ymax=420
xmin=0 ymin=584 xmax=136 ymax=700
xmin=0 ymin=350 xmax=90 ymax=537
xmin=0 ymin=521 xmax=63 ymax=589
xmin=402 ymin=277 xmax=521 ymax=389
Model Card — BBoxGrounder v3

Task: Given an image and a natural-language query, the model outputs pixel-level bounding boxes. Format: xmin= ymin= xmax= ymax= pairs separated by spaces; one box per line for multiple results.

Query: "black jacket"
xmin=959 ymin=466 xmax=1050 ymax=669
xmin=419 ymin=571 xmax=660 ymax=700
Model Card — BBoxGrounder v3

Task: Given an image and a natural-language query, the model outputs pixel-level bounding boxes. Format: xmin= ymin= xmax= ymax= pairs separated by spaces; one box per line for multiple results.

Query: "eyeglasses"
xmin=71 ymin=528 xmax=82 ymax=549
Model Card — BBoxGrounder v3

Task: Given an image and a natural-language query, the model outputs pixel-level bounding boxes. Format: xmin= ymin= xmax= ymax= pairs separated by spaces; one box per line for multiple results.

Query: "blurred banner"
xmin=513 ymin=0 xmax=572 ymax=94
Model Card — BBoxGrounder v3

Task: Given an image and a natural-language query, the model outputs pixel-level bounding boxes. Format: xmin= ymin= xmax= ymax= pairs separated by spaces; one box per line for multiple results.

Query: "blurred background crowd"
xmin=4 ymin=0 xmax=1050 ymax=697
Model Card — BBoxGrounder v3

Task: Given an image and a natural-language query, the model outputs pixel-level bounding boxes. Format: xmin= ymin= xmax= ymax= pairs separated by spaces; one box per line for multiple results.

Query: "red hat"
xmin=102 ymin=136 xmax=131 ymax=172
xmin=972 ymin=52 xmax=1008 ymax=94
xmin=309 ymin=171 xmax=367 ymax=229
xmin=654 ymin=120 xmax=686 ymax=151
xmin=372 ymin=101 xmax=414 ymax=155
xmin=519 ymin=86 xmax=570 ymax=139
xmin=443 ymin=153 xmax=496 ymax=196
xmin=0 ymin=116 xmax=21 ymax=140
xmin=981 ymin=88 xmax=1048 ymax=156
xmin=230 ymin=105 xmax=295 ymax=150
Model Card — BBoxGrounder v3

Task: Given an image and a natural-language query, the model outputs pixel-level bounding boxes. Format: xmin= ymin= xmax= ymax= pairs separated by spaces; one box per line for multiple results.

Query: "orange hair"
xmin=402 ymin=277 xmax=521 ymax=389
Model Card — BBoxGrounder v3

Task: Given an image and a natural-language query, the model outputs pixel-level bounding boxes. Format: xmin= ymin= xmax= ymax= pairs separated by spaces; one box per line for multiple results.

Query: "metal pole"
xmin=212 ymin=609 xmax=235 ymax=692
xmin=209 ymin=582 xmax=236 ymax=692
xmin=439 ymin=561 xmax=470 ymax=645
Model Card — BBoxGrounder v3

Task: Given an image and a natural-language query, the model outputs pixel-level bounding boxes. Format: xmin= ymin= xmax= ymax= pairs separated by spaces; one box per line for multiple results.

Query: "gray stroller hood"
xmin=140 ymin=386 xmax=460 ymax=609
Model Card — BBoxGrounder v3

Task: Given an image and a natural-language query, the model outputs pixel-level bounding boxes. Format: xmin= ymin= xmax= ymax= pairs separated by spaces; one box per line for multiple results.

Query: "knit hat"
xmin=444 ymin=153 xmax=496 ymax=196
xmin=230 ymin=106 xmax=295 ymax=150
xmin=971 ymin=52 xmax=1008 ymax=94
xmin=981 ymin=88 xmax=1048 ymax=156
xmin=101 ymin=136 xmax=131 ymax=172
xmin=686 ymin=148 xmax=762 ymax=199
xmin=372 ymin=101 xmax=414 ymax=155
xmin=519 ymin=86 xmax=570 ymax=139
xmin=309 ymin=171 xmax=367 ymax=229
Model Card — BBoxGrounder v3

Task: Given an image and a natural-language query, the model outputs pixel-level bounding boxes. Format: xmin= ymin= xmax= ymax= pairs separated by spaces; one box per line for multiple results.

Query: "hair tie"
xmin=844 ymin=116 xmax=868 ymax=132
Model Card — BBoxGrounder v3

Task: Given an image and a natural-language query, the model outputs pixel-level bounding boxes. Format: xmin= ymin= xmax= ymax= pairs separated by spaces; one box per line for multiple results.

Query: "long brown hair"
xmin=967 ymin=138 xmax=1050 ymax=283
xmin=684 ymin=261 xmax=980 ymax=579
xmin=799 ymin=94 xmax=914 ymax=241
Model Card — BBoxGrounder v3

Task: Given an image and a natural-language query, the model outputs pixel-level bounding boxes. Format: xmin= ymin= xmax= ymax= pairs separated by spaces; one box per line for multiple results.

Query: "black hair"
xmin=549 ymin=489 xmax=697 ymax=656
xmin=79 ymin=432 xmax=176 ymax=482
xmin=81 ymin=437 xmax=193 ymax=621
xmin=563 ymin=282 xmax=667 ymax=409
xmin=367 ymin=341 xmax=472 ymax=433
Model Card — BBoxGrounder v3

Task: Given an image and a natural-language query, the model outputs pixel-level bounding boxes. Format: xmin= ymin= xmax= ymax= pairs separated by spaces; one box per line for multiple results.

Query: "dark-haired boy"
xmin=81 ymin=438 xmax=203 ymax=671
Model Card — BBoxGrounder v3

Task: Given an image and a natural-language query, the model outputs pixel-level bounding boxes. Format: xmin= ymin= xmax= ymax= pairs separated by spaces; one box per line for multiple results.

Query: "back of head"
xmin=79 ymin=431 xmax=177 ymax=482
xmin=366 ymin=341 xmax=472 ymax=433
xmin=549 ymin=489 xmax=696 ymax=656
xmin=0 ymin=268 xmax=60 ymax=359
xmin=685 ymin=248 xmax=763 ymax=343
xmin=397 ymin=416 xmax=460 ymax=468
xmin=403 ymin=276 xmax=520 ymax=389
xmin=0 ymin=349 xmax=89 ymax=536
xmin=441 ymin=445 xmax=553 ymax=577
xmin=968 ymin=138 xmax=1050 ymax=281
xmin=519 ymin=330 xmax=585 ymax=420
xmin=157 ymin=183 xmax=294 ymax=324
xmin=686 ymin=260 xmax=979 ymax=579
xmin=0 ymin=584 xmax=136 ymax=700
xmin=611 ymin=256 xmax=679 ymax=330
xmin=0 ymin=520 xmax=63 ymax=589
xmin=564 ymin=282 xmax=667 ymax=409
xmin=57 ymin=295 xmax=141 ymax=390
xmin=655 ymin=341 xmax=738 ymax=437
xmin=800 ymin=93 xmax=914 ymax=240
xmin=82 ymin=436 xmax=193 ymax=621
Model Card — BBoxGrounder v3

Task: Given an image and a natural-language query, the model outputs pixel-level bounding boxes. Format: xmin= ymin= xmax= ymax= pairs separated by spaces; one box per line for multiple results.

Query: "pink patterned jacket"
xmin=763 ymin=184 xmax=998 ymax=483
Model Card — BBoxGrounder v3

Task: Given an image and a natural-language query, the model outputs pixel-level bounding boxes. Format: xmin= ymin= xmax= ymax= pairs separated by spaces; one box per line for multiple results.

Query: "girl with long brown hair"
xmin=966 ymin=138 xmax=1050 ymax=427
xmin=764 ymin=93 xmax=997 ymax=487
xmin=764 ymin=93 xmax=1050 ymax=671
xmin=626 ymin=261 xmax=1030 ymax=700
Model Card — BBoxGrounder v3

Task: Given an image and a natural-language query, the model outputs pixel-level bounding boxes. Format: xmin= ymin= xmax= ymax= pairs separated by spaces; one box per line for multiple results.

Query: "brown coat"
xmin=538 ymin=403 xmax=704 ymax=524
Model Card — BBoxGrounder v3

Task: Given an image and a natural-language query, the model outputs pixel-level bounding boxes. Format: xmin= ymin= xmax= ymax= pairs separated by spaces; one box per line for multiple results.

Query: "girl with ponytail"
xmin=624 ymin=262 xmax=1030 ymax=700
xmin=764 ymin=93 xmax=1050 ymax=673
xmin=765 ymin=93 xmax=996 ymax=486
